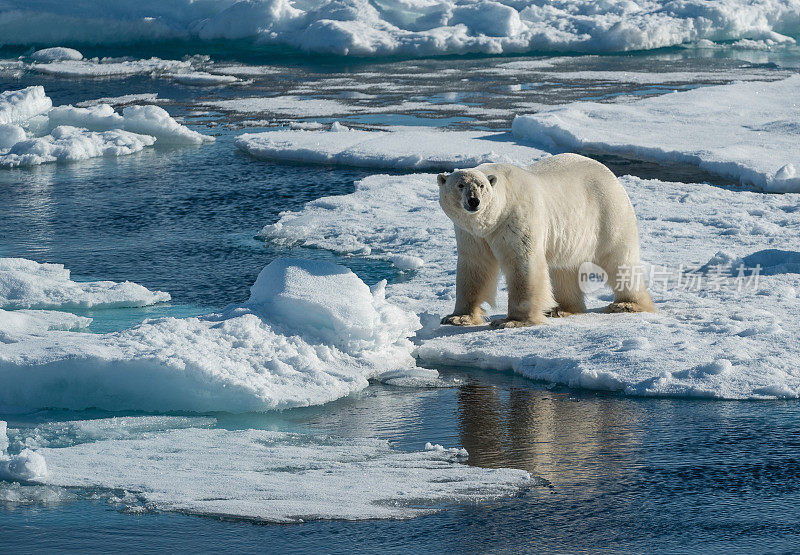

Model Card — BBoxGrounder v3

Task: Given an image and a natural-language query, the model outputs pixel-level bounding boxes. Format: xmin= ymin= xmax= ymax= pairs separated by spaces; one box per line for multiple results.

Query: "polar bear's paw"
xmin=545 ymin=306 xmax=575 ymax=318
xmin=490 ymin=317 xmax=544 ymax=329
xmin=605 ymin=301 xmax=651 ymax=313
xmin=441 ymin=313 xmax=486 ymax=326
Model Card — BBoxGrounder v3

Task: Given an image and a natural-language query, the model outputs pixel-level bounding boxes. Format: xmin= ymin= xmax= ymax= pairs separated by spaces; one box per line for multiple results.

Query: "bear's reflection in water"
xmin=457 ymin=382 xmax=642 ymax=491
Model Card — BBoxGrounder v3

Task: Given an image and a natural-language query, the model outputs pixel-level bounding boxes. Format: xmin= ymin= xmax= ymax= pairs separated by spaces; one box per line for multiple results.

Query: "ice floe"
xmin=0 ymin=258 xmax=433 ymax=412
xmin=27 ymin=423 xmax=531 ymax=522
xmin=0 ymin=309 xmax=91 ymax=344
xmin=512 ymin=75 xmax=800 ymax=193
xmin=206 ymin=96 xmax=357 ymax=118
xmin=263 ymin=171 xmax=800 ymax=400
xmin=237 ymin=126 xmax=548 ymax=170
xmin=31 ymin=57 xmax=191 ymax=78
xmin=0 ymin=86 xmax=52 ymax=125
xmin=0 ymin=257 xmax=170 ymax=310
xmin=0 ymin=1 xmax=798 ymax=56
xmin=0 ymin=421 xmax=48 ymax=482
xmin=167 ymin=71 xmax=242 ymax=86
xmin=29 ymin=47 xmax=83 ymax=62
xmin=0 ymin=86 xmax=213 ymax=167
xmin=75 ymin=93 xmax=159 ymax=108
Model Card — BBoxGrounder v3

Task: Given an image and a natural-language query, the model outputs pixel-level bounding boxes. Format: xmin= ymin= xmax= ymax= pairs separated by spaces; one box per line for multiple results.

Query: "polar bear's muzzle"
xmin=465 ymin=197 xmax=481 ymax=211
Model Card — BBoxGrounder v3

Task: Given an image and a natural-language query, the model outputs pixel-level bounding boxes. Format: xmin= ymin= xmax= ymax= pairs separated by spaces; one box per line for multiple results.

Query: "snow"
xmin=0 ymin=86 xmax=213 ymax=168
xmin=0 ymin=86 xmax=52 ymax=125
xmin=263 ymin=171 xmax=800 ymax=400
xmin=31 ymin=57 xmax=191 ymax=78
xmin=0 ymin=1 xmax=798 ymax=57
xmin=0 ymin=309 xmax=91 ymax=344
xmin=29 ymin=423 xmax=531 ymax=522
xmin=206 ymin=96 xmax=357 ymax=118
xmin=167 ymin=71 xmax=241 ymax=86
xmin=237 ymin=126 xmax=548 ymax=170
xmin=75 ymin=93 xmax=159 ymax=108
xmin=512 ymin=75 xmax=800 ymax=193
xmin=48 ymin=104 xmax=214 ymax=145
xmin=0 ymin=126 xmax=156 ymax=168
xmin=0 ymin=258 xmax=434 ymax=412
xmin=0 ymin=257 xmax=170 ymax=310
xmin=30 ymin=47 xmax=83 ymax=62
xmin=0 ymin=123 xmax=25 ymax=149
xmin=0 ymin=421 xmax=48 ymax=482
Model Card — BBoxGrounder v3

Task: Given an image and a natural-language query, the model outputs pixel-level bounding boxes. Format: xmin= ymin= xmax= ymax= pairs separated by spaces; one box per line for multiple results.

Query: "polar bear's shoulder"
xmin=470 ymin=162 xmax=531 ymax=183
xmin=527 ymin=153 xmax=614 ymax=178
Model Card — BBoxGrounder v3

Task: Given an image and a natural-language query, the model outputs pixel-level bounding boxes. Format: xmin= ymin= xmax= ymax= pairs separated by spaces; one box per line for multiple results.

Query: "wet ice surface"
xmin=2 ymin=46 xmax=800 ymax=551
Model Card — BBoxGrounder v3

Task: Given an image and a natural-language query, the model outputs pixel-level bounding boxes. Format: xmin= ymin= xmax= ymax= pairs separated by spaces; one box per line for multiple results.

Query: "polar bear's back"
xmin=478 ymin=154 xmax=640 ymax=268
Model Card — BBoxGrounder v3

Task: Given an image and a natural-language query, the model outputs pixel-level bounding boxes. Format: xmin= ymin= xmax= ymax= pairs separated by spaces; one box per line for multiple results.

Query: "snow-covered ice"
xmin=0 ymin=126 xmax=157 ymax=168
xmin=0 ymin=421 xmax=48 ymax=482
xmin=0 ymin=1 xmax=798 ymax=57
xmin=0 ymin=86 xmax=52 ymax=125
xmin=31 ymin=57 xmax=191 ymax=78
xmin=206 ymin=96 xmax=358 ymax=118
xmin=0 ymin=309 xmax=91 ymax=344
xmin=30 ymin=47 xmax=83 ymax=62
xmin=75 ymin=94 xmax=159 ymax=108
xmin=167 ymin=71 xmax=242 ymax=86
xmin=47 ymin=104 xmax=214 ymax=145
xmin=512 ymin=75 xmax=800 ymax=193
xmin=237 ymin=126 xmax=548 ymax=170
xmin=0 ymin=258 xmax=434 ymax=412
xmin=0 ymin=86 xmax=213 ymax=168
xmin=264 ymin=171 xmax=800 ymax=400
xmin=17 ymin=421 xmax=530 ymax=522
xmin=0 ymin=257 xmax=170 ymax=310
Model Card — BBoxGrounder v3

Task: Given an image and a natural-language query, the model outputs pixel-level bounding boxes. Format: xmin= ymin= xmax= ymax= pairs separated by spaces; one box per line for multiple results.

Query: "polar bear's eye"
xmin=458 ymin=183 xmax=464 ymax=189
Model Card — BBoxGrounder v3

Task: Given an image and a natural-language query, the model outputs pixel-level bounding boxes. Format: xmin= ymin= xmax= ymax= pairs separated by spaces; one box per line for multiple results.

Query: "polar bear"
xmin=437 ymin=154 xmax=654 ymax=328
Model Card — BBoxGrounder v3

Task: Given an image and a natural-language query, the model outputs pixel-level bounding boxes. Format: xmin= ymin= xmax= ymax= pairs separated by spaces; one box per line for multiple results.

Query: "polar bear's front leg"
xmin=491 ymin=249 xmax=552 ymax=329
xmin=441 ymin=228 xmax=499 ymax=326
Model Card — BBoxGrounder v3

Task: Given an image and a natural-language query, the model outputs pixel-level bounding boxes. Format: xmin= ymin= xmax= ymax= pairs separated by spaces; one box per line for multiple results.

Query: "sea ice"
xmin=0 ymin=86 xmax=214 ymax=167
xmin=237 ymin=126 xmax=548 ymax=170
xmin=31 ymin=57 xmax=192 ymax=78
xmin=0 ymin=421 xmax=48 ymax=482
xmin=34 ymin=424 xmax=531 ymax=522
xmin=75 ymin=93 xmax=159 ymax=108
xmin=206 ymin=96 xmax=358 ymax=118
xmin=0 ymin=258 xmax=433 ymax=412
xmin=0 ymin=309 xmax=91 ymax=344
xmin=30 ymin=47 xmax=83 ymax=62
xmin=512 ymin=75 xmax=800 ymax=193
xmin=0 ymin=86 xmax=52 ymax=125
xmin=0 ymin=257 xmax=170 ymax=310
xmin=0 ymin=126 xmax=157 ymax=168
xmin=263 ymin=172 xmax=800 ymax=400
xmin=48 ymin=104 xmax=214 ymax=145
xmin=167 ymin=71 xmax=242 ymax=86
xmin=0 ymin=1 xmax=797 ymax=57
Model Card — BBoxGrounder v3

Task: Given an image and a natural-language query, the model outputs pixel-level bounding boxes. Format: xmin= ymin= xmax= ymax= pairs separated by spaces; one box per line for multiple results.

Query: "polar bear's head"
xmin=437 ymin=169 xmax=503 ymax=235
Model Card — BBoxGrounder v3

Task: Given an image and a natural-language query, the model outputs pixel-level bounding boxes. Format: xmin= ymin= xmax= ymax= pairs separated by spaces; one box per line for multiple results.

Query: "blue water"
xmin=3 ymin=49 xmax=800 ymax=552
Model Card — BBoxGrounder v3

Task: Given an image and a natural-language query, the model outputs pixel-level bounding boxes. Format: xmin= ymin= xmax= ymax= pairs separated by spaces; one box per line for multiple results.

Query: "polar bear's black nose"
xmin=467 ymin=197 xmax=480 ymax=210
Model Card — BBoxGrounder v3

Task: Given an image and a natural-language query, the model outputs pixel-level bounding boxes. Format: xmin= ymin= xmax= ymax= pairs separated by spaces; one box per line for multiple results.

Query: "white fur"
xmin=437 ymin=153 xmax=654 ymax=328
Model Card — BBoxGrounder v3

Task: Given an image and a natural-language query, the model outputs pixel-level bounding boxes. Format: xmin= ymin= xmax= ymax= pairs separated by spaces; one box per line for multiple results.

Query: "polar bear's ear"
xmin=437 ymin=173 xmax=448 ymax=187
xmin=487 ymin=174 xmax=498 ymax=186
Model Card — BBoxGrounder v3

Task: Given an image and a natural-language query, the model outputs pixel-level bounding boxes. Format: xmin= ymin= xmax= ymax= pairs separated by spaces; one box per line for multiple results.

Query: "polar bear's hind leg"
xmin=548 ymin=266 xmax=586 ymax=317
xmin=602 ymin=259 xmax=655 ymax=313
